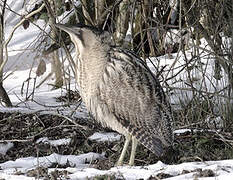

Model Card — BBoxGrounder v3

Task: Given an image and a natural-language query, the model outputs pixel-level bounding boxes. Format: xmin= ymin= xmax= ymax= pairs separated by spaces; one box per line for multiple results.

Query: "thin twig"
xmin=167 ymin=85 xmax=232 ymax=99
xmin=0 ymin=139 xmax=32 ymax=143
xmin=29 ymin=124 xmax=82 ymax=138
xmin=51 ymin=112 xmax=87 ymax=130
xmin=0 ymin=3 xmax=45 ymax=73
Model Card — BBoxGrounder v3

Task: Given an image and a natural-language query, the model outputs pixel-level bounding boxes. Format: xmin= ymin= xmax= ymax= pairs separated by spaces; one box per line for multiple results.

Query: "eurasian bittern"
xmin=55 ymin=24 xmax=174 ymax=166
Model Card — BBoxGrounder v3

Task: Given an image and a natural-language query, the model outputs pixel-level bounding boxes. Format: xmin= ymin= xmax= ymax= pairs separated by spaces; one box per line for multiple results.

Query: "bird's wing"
xmin=96 ymin=49 xmax=173 ymax=156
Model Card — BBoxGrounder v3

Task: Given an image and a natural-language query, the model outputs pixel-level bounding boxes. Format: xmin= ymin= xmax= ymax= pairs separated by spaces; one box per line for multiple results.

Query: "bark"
xmin=115 ymin=0 xmax=130 ymax=46
xmin=95 ymin=0 xmax=105 ymax=26
xmin=51 ymin=50 xmax=63 ymax=88
xmin=44 ymin=0 xmax=63 ymax=89
xmin=81 ymin=0 xmax=94 ymax=25
xmin=142 ymin=0 xmax=156 ymax=56
xmin=0 ymin=0 xmax=12 ymax=107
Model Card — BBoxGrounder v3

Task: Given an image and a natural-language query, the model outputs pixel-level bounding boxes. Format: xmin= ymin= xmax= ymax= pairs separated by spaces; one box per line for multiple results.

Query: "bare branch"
xmin=0 ymin=3 xmax=45 ymax=73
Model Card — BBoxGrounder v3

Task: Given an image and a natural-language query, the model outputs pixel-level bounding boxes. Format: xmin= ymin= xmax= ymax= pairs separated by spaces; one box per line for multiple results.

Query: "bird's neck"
xmin=77 ymin=44 xmax=109 ymax=96
xmin=82 ymin=48 xmax=108 ymax=69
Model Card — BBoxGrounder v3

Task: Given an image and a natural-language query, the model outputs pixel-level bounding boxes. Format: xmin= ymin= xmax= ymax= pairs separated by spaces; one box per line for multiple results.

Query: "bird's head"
xmin=55 ymin=24 xmax=111 ymax=58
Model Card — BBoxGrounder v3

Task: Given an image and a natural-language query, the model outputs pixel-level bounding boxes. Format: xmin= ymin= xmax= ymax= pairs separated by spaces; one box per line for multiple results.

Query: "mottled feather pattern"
xmin=95 ymin=47 xmax=174 ymax=155
xmin=56 ymin=24 xmax=174 ymax=158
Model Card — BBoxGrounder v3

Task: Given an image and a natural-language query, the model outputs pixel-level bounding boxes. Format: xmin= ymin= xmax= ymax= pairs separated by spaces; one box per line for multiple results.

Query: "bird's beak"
xmin=55 ymin=23 xmax=74 ymax=34
xmin=54 ymin=23 xmax=84 ymax=57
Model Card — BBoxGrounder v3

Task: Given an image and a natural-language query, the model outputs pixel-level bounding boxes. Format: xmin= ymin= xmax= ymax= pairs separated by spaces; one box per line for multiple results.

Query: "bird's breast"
xmin=76 ymin=58 xmax=105 ymax=106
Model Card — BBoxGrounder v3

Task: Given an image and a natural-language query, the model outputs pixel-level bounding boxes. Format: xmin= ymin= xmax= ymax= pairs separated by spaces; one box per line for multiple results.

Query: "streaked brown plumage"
xmin=55 ymin=24 xmax=174 ymax=166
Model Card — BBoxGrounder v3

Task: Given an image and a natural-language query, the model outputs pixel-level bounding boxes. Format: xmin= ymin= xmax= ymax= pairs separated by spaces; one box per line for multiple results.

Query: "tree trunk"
xmin=142 ymin=0 xmax=156 ymax=56
xmin=51 ymin=50 xmax=63 ymax=88
xmin=81 ymin=0 xmax=94 ymax=25
xmin=0 ymin=1 xmax=12 ymax=107
xmin=95 ymin=0 xmax=105 ymax=26
xmin=45 ymin=0 xmax=63 ymax=89
xmin=115 ymin=0 xmax=130 ymax=46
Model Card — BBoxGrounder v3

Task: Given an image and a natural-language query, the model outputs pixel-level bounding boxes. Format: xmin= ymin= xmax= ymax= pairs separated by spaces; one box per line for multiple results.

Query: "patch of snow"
xmin=3 ymin=158 xmax=232 ymax=180
xmin=205 ymin=116 xmax=224 ymax=129
xmin=52 ymin=159 xmax=233 ymax=179
xmin=0 ymin=152 xmax=104 ymax=171
xmin=0 ymin=174 xmax=35 ymax=180
xmin=68 ymin=168 xmax=110 ymax=180
xmin=0 ymin=142 xmax=14 ymax=155
xmin=173 ymin=129 xmax=191 ymax=135
xmin=36 ymin=137 xmax=71 ymax=146
xmin=88 ymin=132 xmax=121 ymax=142
xmin=147 ymin=43 xmax=231 ymax=111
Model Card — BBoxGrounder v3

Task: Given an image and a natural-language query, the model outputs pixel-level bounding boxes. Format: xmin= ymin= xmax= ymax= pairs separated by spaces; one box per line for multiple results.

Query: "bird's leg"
xmin=129 ymin=136 xmax=138 ymax=166
xmin=116 ymin=135 xmax=131 ymax=166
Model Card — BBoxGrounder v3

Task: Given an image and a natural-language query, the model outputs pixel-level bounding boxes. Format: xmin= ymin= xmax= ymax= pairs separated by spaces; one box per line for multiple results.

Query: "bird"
xmin=55 ymin=23 xmax=174 ymax=166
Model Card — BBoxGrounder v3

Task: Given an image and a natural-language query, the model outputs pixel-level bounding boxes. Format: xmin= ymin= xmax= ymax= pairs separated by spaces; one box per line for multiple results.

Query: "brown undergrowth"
xmin=0 ymin=91 xmax=233 ymax=170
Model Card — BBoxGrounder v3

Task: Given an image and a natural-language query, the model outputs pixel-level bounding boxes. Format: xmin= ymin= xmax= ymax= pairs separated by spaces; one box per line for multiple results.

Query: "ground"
xmin=0 ymin=91 xmax=233 ymax=179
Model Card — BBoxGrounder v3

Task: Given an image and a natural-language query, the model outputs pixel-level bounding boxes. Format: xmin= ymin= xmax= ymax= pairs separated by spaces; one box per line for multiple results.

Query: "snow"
xmin=88 ymin=132 xmax=121 ymax=142
xmin=0 ymin=142 xmax=14 ymax=155
xmin=1 ymin=158 xmax=233 ymax=179
xmin=0 ymin=153 xmax=103 ymax=170
xmin=147 ymin=48 xmax=231 ymax=110
xmin=0 ymin=0 xmax=232 ymax=179
xmin=36 ymin=137 xmax=71 ymax=146
xmin=173 ymin=129 xmax=191 ymax=135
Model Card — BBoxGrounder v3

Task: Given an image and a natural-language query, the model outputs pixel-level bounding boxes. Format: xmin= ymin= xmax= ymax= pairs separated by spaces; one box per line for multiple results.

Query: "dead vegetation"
xmin=0 ymin=90 xmax=232 ymax=179
xmin=1 ymin=91 xmax=233 ymax=169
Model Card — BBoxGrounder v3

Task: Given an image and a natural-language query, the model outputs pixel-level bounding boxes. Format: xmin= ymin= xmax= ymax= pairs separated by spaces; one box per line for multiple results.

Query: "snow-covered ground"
xmin=0 ymin=1 xmax=232 ymax=179
xmin=1 ymin=154 xmax=233 ymax=180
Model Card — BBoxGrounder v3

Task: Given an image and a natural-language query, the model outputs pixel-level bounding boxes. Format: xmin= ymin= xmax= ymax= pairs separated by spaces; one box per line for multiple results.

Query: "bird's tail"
xmin=129 ymin=126 xmax=164 ymax=157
